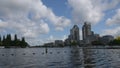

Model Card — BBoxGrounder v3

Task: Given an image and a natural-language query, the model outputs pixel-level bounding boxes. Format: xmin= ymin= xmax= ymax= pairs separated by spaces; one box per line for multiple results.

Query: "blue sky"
xmin=0 ymin=0 xmax=120 ymax=46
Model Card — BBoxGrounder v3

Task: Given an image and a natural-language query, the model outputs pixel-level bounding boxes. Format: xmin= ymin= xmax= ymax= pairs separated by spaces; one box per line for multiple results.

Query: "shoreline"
xmin=1 ymin=46 xmax=120 ymax=49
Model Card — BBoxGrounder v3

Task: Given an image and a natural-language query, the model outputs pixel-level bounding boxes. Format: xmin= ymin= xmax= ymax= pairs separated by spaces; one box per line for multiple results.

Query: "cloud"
xmin=68 ymin=0 xmax=120 ymax=25
xmin=0 ymin=0 xmax=71 ymax=45
xmin=45 ymin=35 xmax=67 ymax=44
xmin=102 ymin=27 xmax=120 ymax=37
xmin=47 ymin=35 xmax=55 ymax=43
xmin=106 ymin=9 xmax=120 ymax=26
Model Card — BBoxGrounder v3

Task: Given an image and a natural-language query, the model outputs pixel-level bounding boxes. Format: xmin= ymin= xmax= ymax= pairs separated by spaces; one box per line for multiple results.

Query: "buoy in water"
xmin=11 ymin=54 xmax=14 ymax=56
xmin=23 ymin=53 xmax=26 ymax=55
xmin=57 ymin=52 xmax=60 ymax=54
xmin=2 ymin=54 xmax=4 ymax=56
xmin=64 ymin=51 xmax=67 ymax=53
xmin=45 ymin=47 xmax=48 ymax=53
xmin=42 ymin=52 xmax=44 ymax=55
xmin=33 ymin=53 xmax=35 ymax=55
xmin=50 ymin=52 xmax=52 ymax=54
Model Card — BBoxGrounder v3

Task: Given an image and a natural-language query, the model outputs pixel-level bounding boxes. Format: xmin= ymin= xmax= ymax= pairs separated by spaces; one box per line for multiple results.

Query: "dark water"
xmin=0 ymin=47 xmax=120 ymax=68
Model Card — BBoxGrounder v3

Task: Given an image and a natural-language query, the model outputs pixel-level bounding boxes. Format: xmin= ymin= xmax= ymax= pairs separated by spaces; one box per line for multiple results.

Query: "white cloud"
xmin=46 ymin=35 xmax=55 ymax=43
xmin=106 ymin=9 xmax=120 ymax=26
xmin=68 ymin=0 xmax=120 ymax=25
xmin=62 ymin=35 xmax=67 ymax=41
xmin=0 ymin=0 xmax=71 ymax=45
xmin=45 ymin=35 xmax=67 ymax=44
xmin=102 ymin=27 xmax=120 ymax=37
xmin=0 ymin=20 xmax=8 ymax=28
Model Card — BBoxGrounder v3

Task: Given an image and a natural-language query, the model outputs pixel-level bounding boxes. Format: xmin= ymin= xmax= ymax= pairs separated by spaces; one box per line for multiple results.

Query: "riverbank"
xmin=25 ymin=45 xmax=120 ymax=49
xmin=1 ymin=45 xmax=120 ymax=49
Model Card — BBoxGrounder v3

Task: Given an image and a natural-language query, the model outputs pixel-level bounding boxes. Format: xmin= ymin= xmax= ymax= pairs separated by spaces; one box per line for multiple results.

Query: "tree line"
xmin=0 ymin=34 xmax=29 ymax=48
xmin=109 ymin=37 xmax=120 ymax=45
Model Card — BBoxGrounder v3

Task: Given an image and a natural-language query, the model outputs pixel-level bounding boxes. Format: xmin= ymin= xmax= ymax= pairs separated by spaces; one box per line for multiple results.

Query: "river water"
xmin=0 ymin=47 xmax=120 ymax=68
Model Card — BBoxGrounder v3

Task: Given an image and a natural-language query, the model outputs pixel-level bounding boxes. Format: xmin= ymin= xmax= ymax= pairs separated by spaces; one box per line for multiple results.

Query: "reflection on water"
xmin=69 ymin=47 xmax=84 ymax=68
xmin=0 ymin=47 xmax=120 ymax=68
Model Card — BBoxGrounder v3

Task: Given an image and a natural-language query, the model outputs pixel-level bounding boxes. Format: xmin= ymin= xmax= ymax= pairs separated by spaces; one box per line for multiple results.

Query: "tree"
xmin=0 ymin=36 xmax=1 ymax=42
xmin=109 ymin=37 xmax=120 ymax=45
xmin=71 ymin=41 xmax=78 ymax=46
xmin=116 ymin=36 xmax=120 ymax=40
xmin=13 ymin=34 xmax=20 ymax=47
xmin=20 ymin=37 xmax=29 ymax=48
xmin=0 ymin=34 xmax=29 ymax=48
xmin=92 ymin=41 xmax=103 ymax=45
xmin=22 ymin=37 xmax=25 ymax=42
xmin=6 ymin=34 xmax=11 ymax=41
xmin=14 ymin=34 xmax=17 ymax=41
xmin=4 ymin=34 xmax=12 ymax=47
xmin=0 ymin=36 xmax=2 ymax=46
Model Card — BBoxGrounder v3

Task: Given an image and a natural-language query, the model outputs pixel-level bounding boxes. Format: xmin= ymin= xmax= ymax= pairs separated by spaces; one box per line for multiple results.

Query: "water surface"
xmin=0 ymin=47 xmax=120 ymax=68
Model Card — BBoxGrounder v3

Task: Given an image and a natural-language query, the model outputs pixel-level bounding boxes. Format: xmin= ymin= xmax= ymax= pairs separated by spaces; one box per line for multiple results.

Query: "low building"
xmin=44 ymin=42 xmax=54 ymax=47
xmin=55 ymin=40 xmax=64 ymax=46
xmin=84 ymin=34 xmax=100 ymax=44
xmin=100 ymin=35 xmax=114 ymax=44
xmin=64 ymin=39 xmax=70 ymax=46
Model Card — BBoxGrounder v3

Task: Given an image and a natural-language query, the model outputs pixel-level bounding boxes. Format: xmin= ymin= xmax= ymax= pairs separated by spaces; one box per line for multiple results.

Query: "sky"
xmin=0 ymin=0 xmax=120 ymax=46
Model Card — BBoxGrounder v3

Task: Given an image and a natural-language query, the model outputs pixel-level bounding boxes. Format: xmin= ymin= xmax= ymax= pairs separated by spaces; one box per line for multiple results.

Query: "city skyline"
xmin=0 ymin=0 xmax=120 ymax=46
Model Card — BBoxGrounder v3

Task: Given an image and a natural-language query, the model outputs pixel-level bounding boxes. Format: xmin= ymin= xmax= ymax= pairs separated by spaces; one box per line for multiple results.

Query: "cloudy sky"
xmin=0 ymin=0 xmax=120 ymax=46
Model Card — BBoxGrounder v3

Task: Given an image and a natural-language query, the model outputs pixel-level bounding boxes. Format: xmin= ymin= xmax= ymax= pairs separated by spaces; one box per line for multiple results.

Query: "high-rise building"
xmin=70 ymin=25 xmax=80 ymax=41
xmin=82 ymin=22 xmax=92 ymax=40
xmin=64 ymin=25 xmax=80 ymax=45
xmin=82 ymin=22 xmax=100 ymax=44
xmin=67 ymin=25 xmax=80 ymax=42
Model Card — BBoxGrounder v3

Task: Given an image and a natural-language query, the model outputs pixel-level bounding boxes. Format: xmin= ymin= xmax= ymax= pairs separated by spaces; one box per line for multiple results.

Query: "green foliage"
xmin=14 ymin=34 xmax=17 ymax=41
xmin=109 ymin=39 xmax=120 ymax=45
xmin=116 ymin=36 xmax=120 ymax=40
xmin=20 ymin=37 xmax=29 ymax=48
xmin=0 ymin=34 xmax=29 ymax=48
xmin=71 ymin=41 xmax=78 ymax=46
xmin=92 ymin=41 xmax=103 ymax=45
xmin=55 ymin=44 xmax=64 ymax=47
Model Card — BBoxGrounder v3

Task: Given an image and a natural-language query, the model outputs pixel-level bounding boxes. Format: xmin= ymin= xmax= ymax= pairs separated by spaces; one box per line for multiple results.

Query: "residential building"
xmin=64 ymin=25 xmax=80 ymax=45
xmin=70 ymin=25 xmax=80 ymax=42
xmin=82 ymin=22 xmax=92 ymax=41
xmin=82 ymin=22 xmax=100 ymax=44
